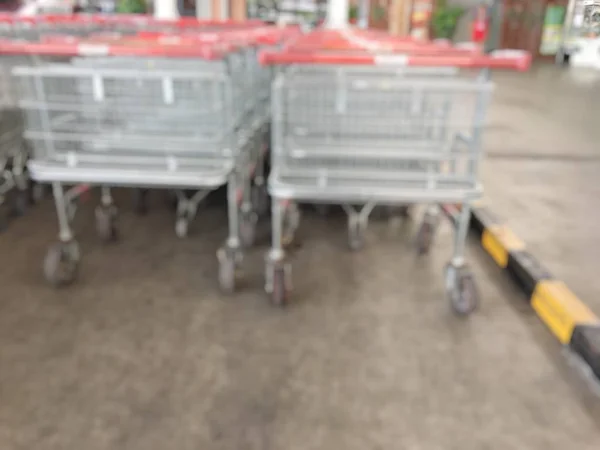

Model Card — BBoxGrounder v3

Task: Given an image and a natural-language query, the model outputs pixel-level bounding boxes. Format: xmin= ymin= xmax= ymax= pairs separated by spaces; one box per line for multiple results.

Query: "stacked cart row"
xmin=0 ymin=15 xmax=531 ymax=315
xmin=0 ymin=15 xmax=299 ymax=292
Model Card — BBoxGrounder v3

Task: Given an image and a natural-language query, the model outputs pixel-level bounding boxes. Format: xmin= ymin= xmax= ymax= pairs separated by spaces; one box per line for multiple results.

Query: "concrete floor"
xmin=1 ymin=64 xmax=600 ymax=449
xmin=482 ymin=65 xmax=600 ymax=315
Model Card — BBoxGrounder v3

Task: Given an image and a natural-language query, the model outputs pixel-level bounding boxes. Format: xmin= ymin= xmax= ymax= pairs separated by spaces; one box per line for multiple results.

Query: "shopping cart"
xmin=0 ymin=13 xmax=264 ymax=40
xmin=0 ymin=14 xmax=274 ymax=229
xmin=260 ymin=30 xmax=531 ymax=311
xmin=69 ymin=26 xmax=299 ymax=221
xmin=6 ymin=32 xmax=281 ymax=289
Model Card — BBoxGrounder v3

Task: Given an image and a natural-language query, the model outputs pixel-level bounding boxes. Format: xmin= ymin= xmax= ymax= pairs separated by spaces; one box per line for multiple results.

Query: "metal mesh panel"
xmin=271 ymin=66 xmax=493 ymax=195
xmin=14 ymin=62 xmax=234 ymax=173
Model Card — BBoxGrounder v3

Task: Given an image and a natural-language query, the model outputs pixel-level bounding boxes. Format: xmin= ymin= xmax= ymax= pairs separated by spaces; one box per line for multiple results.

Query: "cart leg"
xmin=416 ymin=204 xmax=440 ymax=255
xmin=343 ymin=202 xmax=375 ymax=251
xmin=281 ymin=200 xmax=300 ymax=248
xmin=43 ymin=182 xmax=80 ymax=286
xmin=175 ymin=190 xmax=189 ymax=237
xmin=54 ymin=182 xmax=74 ymax=243
xmin=265 ymin=198 xmax=291 ymax=306
xmin=217 ymin=175 xmax=242 ymax=294
xmin=445 ymin=202 xmax=479 ymax=316
xmin=174 ymin=189 xmax=209 ymax=238
xmin=95 ymin=185 xmax=117 ymax=242
xmin=240 ymin=168 xmax=258 ymax=248
xmin=251 ymin=142 xmax=269 ymax=217
xmin=451 ymin=203 xmax=470 ymax=266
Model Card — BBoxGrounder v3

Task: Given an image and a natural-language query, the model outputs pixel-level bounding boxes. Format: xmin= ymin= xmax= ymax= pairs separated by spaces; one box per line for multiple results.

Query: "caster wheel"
xmin=12 ymin=190 xmax=29 ymax=216
xmin=44 ymin=241 xmax=80 ymax=286
xmin=240 ymin=213 xmax=258 ymax=248
xmin=218 ymin=250 xmax=237 ymax=294
xmin=416 ymin=220 xmax=434 ymax=255
xmin=175 ymin=217 xmax=188 ymax=238
xmin=251 ymin=184 xmax=269 ymax=217
xmin=132 ymin=189 xmax=148 ymax=215
xmin=445 ymin=264 xmax=479 ymax=316
xmin=95 ymin=206 xmax=117 ymax=242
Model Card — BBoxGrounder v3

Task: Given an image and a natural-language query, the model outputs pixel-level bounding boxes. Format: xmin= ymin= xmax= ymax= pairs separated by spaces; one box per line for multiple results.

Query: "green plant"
xmin=431 ymin=0 xmax=464 ymax=40
xmin=116 ymin=0 xmax=147 ymax=14
xmin=349 ymin=5 xmax=359 ymax=21
xmin=371 ymin=4 xmax=386 ymax=22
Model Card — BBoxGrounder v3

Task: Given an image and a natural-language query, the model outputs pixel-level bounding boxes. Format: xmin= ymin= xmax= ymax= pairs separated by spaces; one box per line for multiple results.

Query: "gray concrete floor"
xmin=1 ymin=64 xmax=600 ymax=449
xmin=482 ymin=65 xmax=600 ymax=315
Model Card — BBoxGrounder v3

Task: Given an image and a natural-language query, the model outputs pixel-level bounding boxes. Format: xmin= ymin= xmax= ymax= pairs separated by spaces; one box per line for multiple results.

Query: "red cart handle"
xmin=133 ymin=25 xmax=301 ymax=47
xmin=283 ymin=28 xmax=461 ymax=53
xmin=0 ymin=13 xmax=264 ymax=28
xmin=259 ymin=49 xmax=531 ymax=71
xmin=0 ymin=38 xmax=233 ymax=59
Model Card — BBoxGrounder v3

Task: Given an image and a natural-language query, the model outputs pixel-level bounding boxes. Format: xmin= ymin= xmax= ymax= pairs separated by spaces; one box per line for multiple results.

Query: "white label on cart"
xmin=167 ymin=156 xmax=178 ymax=172
xmin=374 ymin=55 xmax=408 ymax=66
xmin=78 ymin=44 xmax=110 ymax=56
xmin=162 ymin=78 xmax=174 ymax=105
xmin=67 ymin=152 xmax=77 ymax=168
xmin=92 ymin=75 xmax=104 ymax=102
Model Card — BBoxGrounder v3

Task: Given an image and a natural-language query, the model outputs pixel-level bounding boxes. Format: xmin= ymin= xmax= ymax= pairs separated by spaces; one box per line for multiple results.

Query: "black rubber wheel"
xmin=416 ymin=221 xmax=434 ymax=255
xmin=44 ymin=242 xmax=79 ymax=287
xmin=446 ymin=265 xmax=479 ymax=317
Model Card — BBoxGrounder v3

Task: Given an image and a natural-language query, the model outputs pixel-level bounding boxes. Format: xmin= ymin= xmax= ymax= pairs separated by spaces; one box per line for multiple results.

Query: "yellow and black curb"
xmin=468 ymin=206 xmax=600 ymax=382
